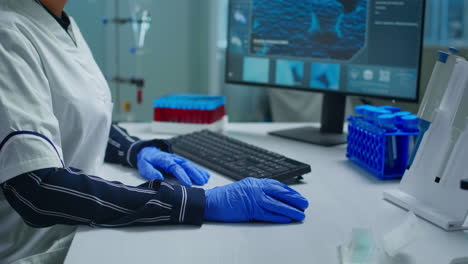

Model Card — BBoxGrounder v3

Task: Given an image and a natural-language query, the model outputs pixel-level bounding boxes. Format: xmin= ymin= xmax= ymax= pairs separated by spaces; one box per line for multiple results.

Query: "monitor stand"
xmin=268 ymin=93 xmax=347 ymax=146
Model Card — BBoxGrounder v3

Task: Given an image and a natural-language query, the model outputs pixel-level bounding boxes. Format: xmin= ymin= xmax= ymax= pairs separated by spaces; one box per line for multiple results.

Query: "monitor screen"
xmin=225 ymin=0 xmax=425 ymax=101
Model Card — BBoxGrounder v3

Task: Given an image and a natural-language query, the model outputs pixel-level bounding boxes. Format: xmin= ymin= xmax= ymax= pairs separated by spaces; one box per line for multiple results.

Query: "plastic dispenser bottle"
xmin=408 ymin=51 xmax=457 ymax=168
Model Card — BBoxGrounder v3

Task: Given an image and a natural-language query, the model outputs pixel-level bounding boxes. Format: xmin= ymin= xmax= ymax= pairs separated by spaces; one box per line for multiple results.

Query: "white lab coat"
xmin=0 ymin=0 xmax=113 ymax=262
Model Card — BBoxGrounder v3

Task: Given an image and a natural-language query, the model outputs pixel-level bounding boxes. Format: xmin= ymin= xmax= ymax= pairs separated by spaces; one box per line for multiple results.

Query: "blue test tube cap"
xmin=354 ymin=105 xmax=370 ymax=115
xmin=401 ymin=115 xmax=419 ymax=131
xmin=360 ymin=106 xmax=377 ymax=121
xmin=102 ymin=18 xmax=109 ymax=24
xmin=394 ymin=111 xmax=411 ymax=119
xmin=370 ymin=108 xmax=391 ymax=122
xmin=393 ymin=111 xmax=411 ymax=124
xmin=163 ymin=99 xmax=170 ymax=109
xmin=379 ymin=105 xmax=401 ymax=113
xmin=194 ymin=100 xmax=201 ymax=110
xmin=153 ymin=97 xmax=165 ymax=108
xmin=183 ymin=98 xmax=190 ymax=110
xmin=449 ymin=47 xmax=459 ymax=54
xmin=378 ymin=114 xmax=397 ymax=130
xmin=155 ymin=99 xmax=162 ymax=108
xmin=437 ymin=51 xmax=450 ymax=63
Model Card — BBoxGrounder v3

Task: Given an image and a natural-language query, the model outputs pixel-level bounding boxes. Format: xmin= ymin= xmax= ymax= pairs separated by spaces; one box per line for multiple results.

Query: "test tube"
xmin=400 ymin=115 xmax=419 ymax=161
xmin=378 ymin=114 xmax=398 ymax=170
xmin=393 ymin=111 xmax=411 ymax=129
xmin=122 ymin=101 xmax=133 ymax=122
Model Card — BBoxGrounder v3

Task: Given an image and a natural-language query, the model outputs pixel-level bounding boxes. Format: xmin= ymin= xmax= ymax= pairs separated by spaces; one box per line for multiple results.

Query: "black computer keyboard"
xmin=169 ymin=130 xmax=311 ymax=183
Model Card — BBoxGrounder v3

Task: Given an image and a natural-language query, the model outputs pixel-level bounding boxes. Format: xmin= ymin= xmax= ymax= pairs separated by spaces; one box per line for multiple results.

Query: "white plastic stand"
xmin=384 ymin=59 xmax=468 ymax=232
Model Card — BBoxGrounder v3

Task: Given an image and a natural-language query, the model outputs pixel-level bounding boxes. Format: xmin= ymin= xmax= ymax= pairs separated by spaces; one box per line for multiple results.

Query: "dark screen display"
xmin=226 ymin=0 xmax=425 ymax=101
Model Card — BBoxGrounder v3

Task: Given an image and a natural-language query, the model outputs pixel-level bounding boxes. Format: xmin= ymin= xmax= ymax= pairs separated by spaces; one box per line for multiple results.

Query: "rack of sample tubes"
xmin=346 ymin=105 xmax=420 ymax=180
xmin=151 ymin=94 xmax=228 ymax=134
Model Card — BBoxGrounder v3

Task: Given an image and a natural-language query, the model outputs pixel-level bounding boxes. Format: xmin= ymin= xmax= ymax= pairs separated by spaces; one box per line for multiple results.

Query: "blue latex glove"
xmin=204 ymin=177 xmax=309 ymax=223
xmin=137 ymin=147 xmax=210 ymax=186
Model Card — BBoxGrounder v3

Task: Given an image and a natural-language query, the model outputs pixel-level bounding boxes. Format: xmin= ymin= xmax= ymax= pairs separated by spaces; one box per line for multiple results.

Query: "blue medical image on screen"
xmin=275 ymin=60 xmax=304 ymax=86
xmin=251 ymin=0 xmax=367 ymax=60
xmin=310 ymin=63 xmax=341 ymax=90
xmin=243 ymin=57 xmax=270 ymax=83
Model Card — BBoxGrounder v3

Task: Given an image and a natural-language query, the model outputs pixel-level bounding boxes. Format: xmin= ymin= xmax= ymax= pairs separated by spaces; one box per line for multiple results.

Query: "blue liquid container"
xmin=400 ymin=115 xmax=420 ymax=160
xmin=378 ymin=114 xmax=398 ymax=170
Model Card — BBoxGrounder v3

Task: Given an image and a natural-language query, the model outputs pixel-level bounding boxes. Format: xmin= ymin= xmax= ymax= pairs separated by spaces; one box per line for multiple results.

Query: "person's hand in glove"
xmin=137 ymin=147 xmax=210 ymax=186
xmin=204 ymin=177 xmax=308 ymax=223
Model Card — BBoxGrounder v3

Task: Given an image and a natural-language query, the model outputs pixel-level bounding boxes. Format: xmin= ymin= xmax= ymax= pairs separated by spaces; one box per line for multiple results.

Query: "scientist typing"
xmin=0 ymin=0 xmax=309 ymax=263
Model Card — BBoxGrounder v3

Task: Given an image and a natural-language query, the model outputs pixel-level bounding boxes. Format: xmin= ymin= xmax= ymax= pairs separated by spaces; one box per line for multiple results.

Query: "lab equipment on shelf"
xmin=346 ymin=105 xmax=420 ymax=180
xmin=103 ymin=0 xmax=152 ymax=52
xmin=169 ymin=130 xmax=311 ymax=183
xmin=152 ymin=94 xmax=228 ymax=134
xmin=102 ymin=0 xmax=153 ymax=121
xmin=129 ymin=0 xmax=152 ymax=52
xmin=122 ymin=101 xmax=134 ymax=122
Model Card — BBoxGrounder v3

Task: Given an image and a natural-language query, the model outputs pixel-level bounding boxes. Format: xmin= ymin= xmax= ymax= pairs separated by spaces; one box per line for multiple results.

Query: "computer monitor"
xmin=225 ymin=0 xmax=426 ymax=146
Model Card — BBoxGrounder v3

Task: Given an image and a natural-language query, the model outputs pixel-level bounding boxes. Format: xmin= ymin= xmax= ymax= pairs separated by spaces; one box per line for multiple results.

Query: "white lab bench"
xmin=64 ymin=123 xmax=468 ymax=264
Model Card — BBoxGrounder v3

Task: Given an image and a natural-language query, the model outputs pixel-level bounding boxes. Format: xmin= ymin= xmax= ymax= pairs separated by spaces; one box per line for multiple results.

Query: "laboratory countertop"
xmin=64 ymin=123 xmax=468 ymax=264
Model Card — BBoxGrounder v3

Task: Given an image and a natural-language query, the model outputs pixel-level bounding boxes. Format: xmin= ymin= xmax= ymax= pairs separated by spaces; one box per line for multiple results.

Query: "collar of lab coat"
xmin=7 ymin=0 xmax=78 ymax=49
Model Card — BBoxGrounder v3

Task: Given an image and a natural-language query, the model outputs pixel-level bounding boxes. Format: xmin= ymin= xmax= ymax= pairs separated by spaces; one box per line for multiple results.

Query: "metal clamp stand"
xmin=113 ymin=77 xmax=145 ymax=104
xmin=103 ymin=0 xmax=151 ymax=121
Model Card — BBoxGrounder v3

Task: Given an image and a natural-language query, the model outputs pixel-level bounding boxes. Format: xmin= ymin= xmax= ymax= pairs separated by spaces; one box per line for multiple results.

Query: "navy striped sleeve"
xmin=1 ymin=168 xmax=205 ymax=227
xmin=105 ymin=124 xmax=172 ymax=169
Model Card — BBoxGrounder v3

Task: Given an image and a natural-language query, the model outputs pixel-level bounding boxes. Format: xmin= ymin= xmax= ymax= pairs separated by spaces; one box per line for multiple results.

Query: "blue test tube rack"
xmin=346 ymin=106 xmax=420 ymax=180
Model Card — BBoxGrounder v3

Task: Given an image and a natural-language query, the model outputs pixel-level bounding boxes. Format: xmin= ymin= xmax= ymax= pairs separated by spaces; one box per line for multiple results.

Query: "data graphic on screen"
xmin=251 ymin=0 xmax=367 ymax=60
xmin=226 ymin=0 xmax=425 ymax=101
